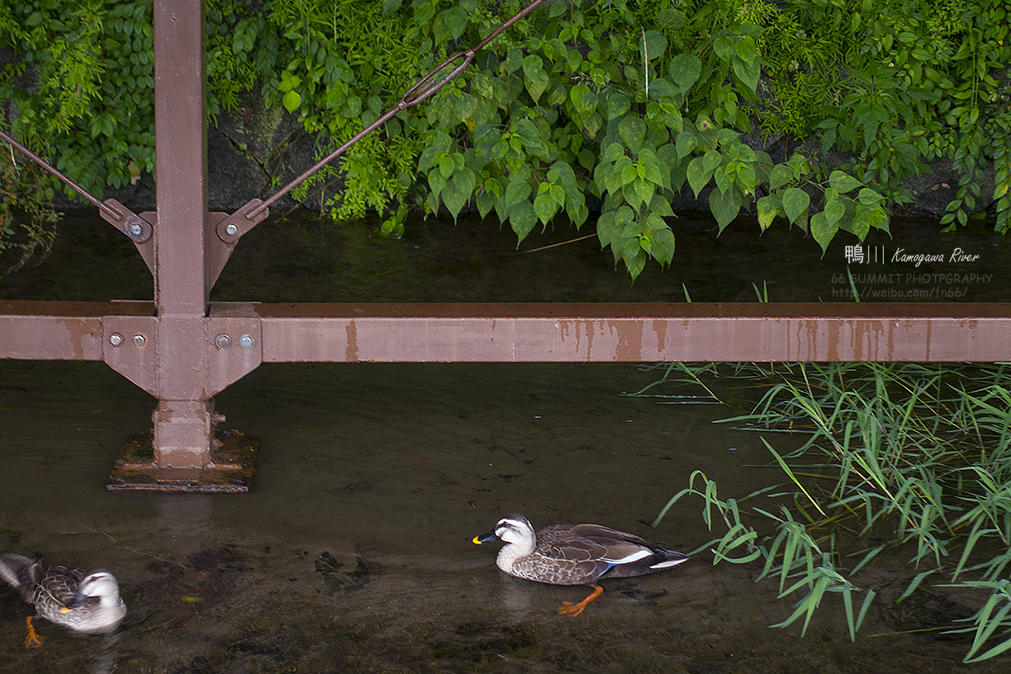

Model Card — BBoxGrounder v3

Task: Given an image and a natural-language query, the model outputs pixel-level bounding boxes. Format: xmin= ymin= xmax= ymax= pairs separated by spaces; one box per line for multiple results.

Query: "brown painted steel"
xmin=5 ymin=301 xmax=1011 ymax=365
xmin=253 ymin=302 xmax=1011 ymax=363
xmin=149 ymin=0 xmax=216 ymax=469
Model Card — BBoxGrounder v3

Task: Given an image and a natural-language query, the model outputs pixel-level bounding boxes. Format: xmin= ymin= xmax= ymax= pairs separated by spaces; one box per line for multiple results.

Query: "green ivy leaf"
xmin=824 ymin=199 xmax=846 ymax=227
xmin=601 ymin=142 xmax=625 ymax=163
xmin=702 ymin=149 xmax=722 ymax=174
xmin=633 ymin=177 xmax=655 ymax=206
xmin=769 ymin=164 xmax=793 ymax=190
xmin=713 ymin=35 xmax=735 ymax=61
xmin=533 ymin=190 xmax=558 ymax=224
xmin=623 ymin=182 xmax=643 ymax=212
xmin=452 ymin=166 xmax=476 ymax=196
xmin=522 ymin=54 xmax=548 ymax=102
xmin=438 ymin=154 xmax=455 ymax=178
xmin=732 ymin=56 xmax=759 ymax=94
xmin=618 ymin=115 xmax=646 ymax=153
xmin=735 ymin=35 xmax=759 ymax=63
xmin=849 ymin=207 xmax=871 ymax=239
xmin=710 ymin=185 xmax=742 ymax=232
xmin=649 ymin=225 xmax=676 ymax=266
xmin=428 ymin=169 xmax=447 ymax=202
xmin=810 ymin=211 xmax=837 ymax=254
xmin=829 ymin=170 xmax=863 ymax=194
xmin=504 ymin=173 xmax=531 ymax=210
xmin=676 ymin=130 xmax=696 ymax=160
xmin=282 ymin=89 xmax=301 ymax=112
xmin=451 ymin=92 xmax=476 ymax=123
xmin=596 ymin=205 xmax=633 ymax=248
xmin=476 ymin=189 xmax=495 ymax=219
xmin=669 ymin=53 xmax=701 ymax=92
xmin=509 ymin=201 xmax=537 ymax=244
xmin=648 ymin=193 xmax=675 ymax=217
xmin=686 ymin=156 xmax=711 ymax=198
xmin=606 ymin=91 xmax=631 ymax=121
xmin=436 ymin=6 xmax=468 ymax=42
xmin=857 ymin=187 xmax=883 ymax=207
xmin=714 ymin=164 xmax=735 ymax=195
xmin=567 ymin=200 xmax=590 ymax=228
xmin=442 ymin=182 xmax=467 ymax=221
xmin=757 ymin=195 xmax=781 ymax=230
xmin=623 ymin=244 xmax=647 ymax=280
xmin=782 ymin=187 xmax=810 ymax=224
xmin=640 ymin=30 xmax=667 ymax=62
xmin=549 ymin=183 xmax=566 ymax=207
xmin=643 ymin=160 xmax=664 ymax=187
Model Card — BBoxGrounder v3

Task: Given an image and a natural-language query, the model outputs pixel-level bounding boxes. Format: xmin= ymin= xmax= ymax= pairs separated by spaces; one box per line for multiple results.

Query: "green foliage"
xmin=0 ymin=140 xmax=58 ymax=276
xmin=759 ymin=0 xmax=1011 ymax=232
xmin=647 ymin=362 xmax=1011 ymax=662
xmin=2 ymin=0 xmax=1008 ymax=279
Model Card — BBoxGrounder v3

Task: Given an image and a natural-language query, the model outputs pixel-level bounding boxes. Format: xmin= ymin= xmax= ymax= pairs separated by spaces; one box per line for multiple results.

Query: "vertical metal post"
xmin=151 ymin=0 xmax=214 ymax=472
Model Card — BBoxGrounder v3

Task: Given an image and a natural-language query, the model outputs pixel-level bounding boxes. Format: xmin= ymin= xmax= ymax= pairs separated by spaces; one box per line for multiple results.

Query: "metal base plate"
xmin=107 ymin=430 xmax=258 ymax=493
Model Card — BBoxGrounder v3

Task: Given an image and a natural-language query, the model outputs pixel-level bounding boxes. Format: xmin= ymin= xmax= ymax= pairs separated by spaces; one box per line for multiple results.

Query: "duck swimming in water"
xmin=474 ymin=513 xmax=688 ymax=616
xmin=0 ymin=552 xmax=126 ymax=648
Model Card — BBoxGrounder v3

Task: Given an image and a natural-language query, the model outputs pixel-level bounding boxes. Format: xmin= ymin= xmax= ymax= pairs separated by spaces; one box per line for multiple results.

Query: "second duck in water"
xmin=473 ymin=513 xmax=688 ymax=616
xmin=0 ymin=552 xmax=127 ymax=648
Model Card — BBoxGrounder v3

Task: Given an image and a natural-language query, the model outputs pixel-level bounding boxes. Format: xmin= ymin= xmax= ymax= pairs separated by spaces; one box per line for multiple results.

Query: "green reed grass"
xmin=645 ymin=362 xmax=1011 ymax=662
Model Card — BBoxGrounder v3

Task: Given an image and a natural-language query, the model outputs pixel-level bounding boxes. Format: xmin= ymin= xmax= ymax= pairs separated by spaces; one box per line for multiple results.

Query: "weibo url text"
xmin=830 ymin=286 xmax=969 ymax=299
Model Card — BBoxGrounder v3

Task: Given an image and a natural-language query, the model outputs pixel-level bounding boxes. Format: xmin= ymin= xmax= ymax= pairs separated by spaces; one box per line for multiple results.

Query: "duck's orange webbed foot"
xmin=24 ymin=616 xmax=43 ymax=649
xmin=558 ymin=585 xmax=603 ymax=617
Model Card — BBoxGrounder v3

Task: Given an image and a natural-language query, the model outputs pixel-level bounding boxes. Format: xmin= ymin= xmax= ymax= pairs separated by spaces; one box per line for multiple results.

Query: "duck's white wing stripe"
xmin=605 ymin=550 xmax=652 ymax=565
xmin=650 ymin=558 xmax=690 ymax=570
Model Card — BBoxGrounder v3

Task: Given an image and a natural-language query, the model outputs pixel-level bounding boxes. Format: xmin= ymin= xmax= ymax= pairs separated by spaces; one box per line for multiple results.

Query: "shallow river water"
xmin=1 ymin=211 xmax=1009 ymax=672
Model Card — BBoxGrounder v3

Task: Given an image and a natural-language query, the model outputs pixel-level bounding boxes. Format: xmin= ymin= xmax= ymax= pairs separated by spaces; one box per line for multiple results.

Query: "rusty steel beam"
xmin=4 ymin=301 xmax=1011 ymax=365
xmin=148 ymin=0 xmax=218 ymax=476
xmin=253 ymin=302 xmax=1011 ymax=363
xmin=0 ymin=300 xmax=151 ymax=360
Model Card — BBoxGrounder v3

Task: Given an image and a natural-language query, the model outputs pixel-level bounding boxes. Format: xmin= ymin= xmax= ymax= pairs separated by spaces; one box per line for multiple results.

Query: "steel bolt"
xmin=128 ymin=222 xmax=144 ymax=237
xmin=109 ymin=333 xmax=124 ymax=347
xmin=239 ymin=333 xmax=255 ymax=349
xmin=215 ymin=334 xmax=231 ymax=349
xmin=133 ymin=333 xmax=147 ymax=347
xmin=225 ymin=223 xmax=238 ymax=236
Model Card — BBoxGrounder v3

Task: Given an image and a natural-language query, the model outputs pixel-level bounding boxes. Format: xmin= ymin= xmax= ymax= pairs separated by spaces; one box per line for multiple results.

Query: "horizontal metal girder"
xmin=3 ymin=300 xmax=1011 ymax=364
xmin=254 ymin=302 xmax=1011 ymax=362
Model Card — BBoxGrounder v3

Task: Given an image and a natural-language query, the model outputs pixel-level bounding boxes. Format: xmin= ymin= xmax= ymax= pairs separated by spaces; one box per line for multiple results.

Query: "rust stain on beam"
xmin=253 ymin=303 xmax=1011 ymax=363
xmin=3 ymin=301 xmax=1011 ymax=365
xmin=0 ymin=300 xmax=153 ymax=361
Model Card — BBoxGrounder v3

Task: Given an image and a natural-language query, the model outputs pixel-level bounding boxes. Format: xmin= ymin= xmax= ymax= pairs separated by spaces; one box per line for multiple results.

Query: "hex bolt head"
xmin=239 ymin=333 xmax=255 ymax=349
xmin=109 ymin=332 xmax=124 ymax=347
xmin=215 ymin=334 xmax=232 ymax=349
xmin=128 ymin=222 xmax=144 ymax=237
xmin=133 ymin=333 xmax=147 ymax=347
xmin=225 ymin=223 xmax=238 ymax=236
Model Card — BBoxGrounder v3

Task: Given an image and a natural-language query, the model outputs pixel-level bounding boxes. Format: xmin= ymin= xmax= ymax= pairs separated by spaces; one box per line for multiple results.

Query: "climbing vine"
xmin=0 ymin=141 xmax=58 ymax=276
xmin=1 ymin=0 xmax=1010 ymax=280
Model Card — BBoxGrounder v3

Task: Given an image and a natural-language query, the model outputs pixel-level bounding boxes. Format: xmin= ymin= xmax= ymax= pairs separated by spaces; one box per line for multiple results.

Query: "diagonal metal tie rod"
xmin=0 ymin=128 xmax=125 ymax=224
xmin=241 ymin=0 xmax=549 ymax=222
